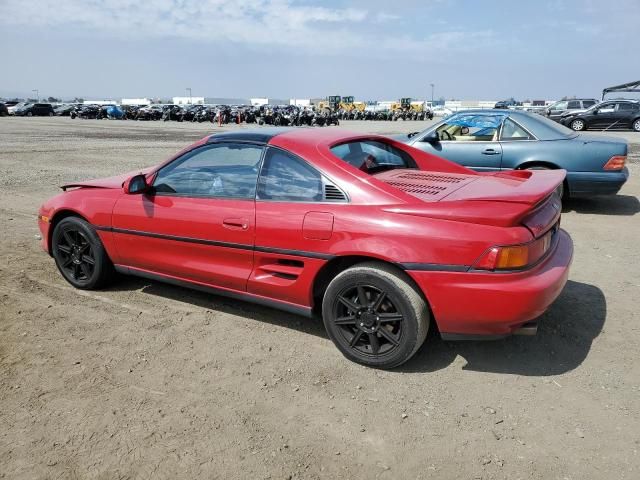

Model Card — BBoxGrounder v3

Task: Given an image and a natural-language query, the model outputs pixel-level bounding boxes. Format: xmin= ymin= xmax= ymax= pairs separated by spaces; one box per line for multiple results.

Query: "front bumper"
xmin=566 ymin=168 xmax=629 ymax=197
xmin=407 ymin=229 xmax=573 ymax=337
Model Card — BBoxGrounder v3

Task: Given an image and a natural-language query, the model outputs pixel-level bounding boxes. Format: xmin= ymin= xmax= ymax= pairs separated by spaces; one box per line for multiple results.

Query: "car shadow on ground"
xmin=109 ymin=278 xmax=605 ymax=377
xmin=563 ymin=195 xmax=639 ymax=215
xmin=401 ymin=280 xmax=606 ymax=376
xmin=107 ymin=276 xmax=329 ymax=338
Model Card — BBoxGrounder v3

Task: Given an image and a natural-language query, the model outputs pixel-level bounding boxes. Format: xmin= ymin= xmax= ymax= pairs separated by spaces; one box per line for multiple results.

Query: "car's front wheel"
xmin=322 ymin=262 xmax=429 ymax=369
xmin=633 ymin=119 xmax=640 ymax=132
xmin=570 ymin=119 xmax=585 ymax=131
xmin=52 ymin=216 xmax=114 ymax=289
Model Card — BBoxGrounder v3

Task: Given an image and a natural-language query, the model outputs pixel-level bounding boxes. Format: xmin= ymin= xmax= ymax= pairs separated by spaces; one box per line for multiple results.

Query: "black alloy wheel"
xmin=322 ymin=262 xmax=429 ymax=369
xmin=52 ymin=216 xmax=114 ymax=289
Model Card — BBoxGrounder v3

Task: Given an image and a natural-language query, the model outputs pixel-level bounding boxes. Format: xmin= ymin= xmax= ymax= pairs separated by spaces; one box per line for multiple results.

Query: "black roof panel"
xmin=207 ymin=127 xmax=296 ymax=144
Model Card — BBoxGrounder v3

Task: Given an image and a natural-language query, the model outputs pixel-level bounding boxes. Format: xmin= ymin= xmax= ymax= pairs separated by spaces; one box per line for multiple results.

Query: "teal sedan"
xmin=403 ymin=110 xmax=629 ymax=197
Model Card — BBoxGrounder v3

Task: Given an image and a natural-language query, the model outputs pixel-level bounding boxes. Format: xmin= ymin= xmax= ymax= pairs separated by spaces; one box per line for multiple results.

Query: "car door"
xmin=590 ymin=102 xmax=616 ymax=129
xmin=548 ymin=101 xmax=568 ymax=121
xmin=111 ymin=142 xmax=264 ymax=291
xmin=412 ymin=115 xmax=503 ymax=171
xmin=497 ymin=117 xmax=537 ymax=169
xmin=250 ymin=146 xmax=339 ymax=307
xmin=615 ymin=102 xmax=638 ymax=129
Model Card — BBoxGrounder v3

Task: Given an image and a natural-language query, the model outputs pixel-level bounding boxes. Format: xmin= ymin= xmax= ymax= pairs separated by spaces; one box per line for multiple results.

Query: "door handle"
xmin=482 ymin=148 xmax=500 ymax=155
xmin=223 ymin=218 xmax=249 ymax=230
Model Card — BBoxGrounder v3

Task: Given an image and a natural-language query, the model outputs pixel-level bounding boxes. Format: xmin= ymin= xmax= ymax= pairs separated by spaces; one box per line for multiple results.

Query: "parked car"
xmin=14 ymin=103 xmax=55 ymax=116
xmin=7 ymin=102 xmax=29 ymax=115
xmin=401 ymin=110 xmax=628 ymax=197
xmin=0 ymin=102 xmax=8 ymax=116
xmin=494 ymin=99 xmax=520 ymax=109
xmin=38 ymin=128 xmax=572 ymax=368
xmin=543 ymin=98 xmax=597 ymax=122
xmin=559 ymin=100 xmax=640 ymax=132
xmin=54 ymin=104 xmax=78 ymax=116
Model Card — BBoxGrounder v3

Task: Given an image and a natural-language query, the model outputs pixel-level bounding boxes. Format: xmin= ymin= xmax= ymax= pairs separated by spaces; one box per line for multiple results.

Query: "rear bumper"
xmin=566 ymin=168 xmax=629 ymax=196
xmin=407 ymin=229 xmax=573 ymax=337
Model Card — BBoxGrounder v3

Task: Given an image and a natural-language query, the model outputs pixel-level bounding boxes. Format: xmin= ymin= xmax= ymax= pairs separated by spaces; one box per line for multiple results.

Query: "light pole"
xmin=430 ymin=83 xmax=434 ymax=105
xmin=186 ymin=87 xmax=192 ymax=105
xmin=32 ymin=89 xmax=39 ymax=101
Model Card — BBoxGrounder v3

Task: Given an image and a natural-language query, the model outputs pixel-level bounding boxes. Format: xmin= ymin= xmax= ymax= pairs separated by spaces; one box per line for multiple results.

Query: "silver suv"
xmin=544 ymin=99 xmax=598 ymax=122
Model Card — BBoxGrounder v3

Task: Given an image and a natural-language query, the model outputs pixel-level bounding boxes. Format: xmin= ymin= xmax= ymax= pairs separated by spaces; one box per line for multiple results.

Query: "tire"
xmin=322 ymin=262 xmax=429 ymax=369
xmin=570 ymin=119 xmax=585 ymax=131
xmin=633 ymin=118 xmax=640 ymax=132
xmin=51 ymin=216 xmax=114 ymax=289
xmin=27 ymin=112 xmax=33 ymax=117
xmin=49 ymin=112 xmax=54 ymax=117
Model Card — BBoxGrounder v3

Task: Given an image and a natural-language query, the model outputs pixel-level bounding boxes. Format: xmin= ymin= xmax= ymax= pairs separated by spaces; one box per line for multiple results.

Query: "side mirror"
xmin=123 ymin=174 xmax=149 ymax=194
xmin=592 ymin=109 xmax=599 ymax=115
xmin=422 ymin=130 xmax=439 ymax=144
xmin=407 ymin=131 xmax=420 ymax=138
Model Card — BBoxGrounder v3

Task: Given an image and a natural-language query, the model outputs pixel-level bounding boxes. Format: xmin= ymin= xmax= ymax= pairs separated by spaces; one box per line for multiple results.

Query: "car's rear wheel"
xmin=322 ymin=262 xmax=429 ymax=369
xmin=633 ymin=119 xmax=640 ymax=132
xmin=570 ymin=119 xmax=585 ymax=131
xmin=52 ymin=217 xmax=114 ymax=289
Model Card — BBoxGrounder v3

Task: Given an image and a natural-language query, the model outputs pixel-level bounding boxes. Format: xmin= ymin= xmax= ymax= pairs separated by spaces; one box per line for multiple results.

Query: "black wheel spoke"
xmin=80 ymin=263 xmax=91 ymax=278
xmin=334 ymin=315 xmax=356 ymax=325
xmin=378 ymin=313 xmax=403 ymax=323
xmin=61 ymin=257 xmax=74 ymax=268
xmin=81 ymin=254 xmax=95 ymax=265
xmin=72 ymin=263 xmax=80 ymax=279
xmin=350 ymin=330 xmax=363 ymax=347
xmin=357 ymin=286 xmax=369 ymax=306
xmin=58 ymin=244 xmax=71 ymax=254
xmin=338 ymin=296 xmax=359 ymax=313
xmin=372 ymin=291 xmax=386 ymax=312
xmin=378 ymin=327 xmax=400 ymax=346
xmin=368 ymin=333 xmax=380 ymax=354
xmin=62 ymin=230 xmax=75 ymax=247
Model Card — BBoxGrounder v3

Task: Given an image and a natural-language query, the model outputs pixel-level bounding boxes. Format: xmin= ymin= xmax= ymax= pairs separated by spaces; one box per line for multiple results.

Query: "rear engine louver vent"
xmin=324 ymin=184 xmax=347 ymax=201
xmin=395 ymin=172 xmax=465 ymax=184
xmin=386 ymin=181 xmax=447 ymax=197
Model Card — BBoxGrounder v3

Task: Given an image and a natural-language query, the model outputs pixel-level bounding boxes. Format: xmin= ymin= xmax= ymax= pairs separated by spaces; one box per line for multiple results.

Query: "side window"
xmin=500 ymin=119 xmax=533 ymax=141
xmin=153 ymin=143 xmax=263 ymax=198
xmin=583 ymin=100 xmax=596 ymax=108
xmin=617 ymin=103 xmax=635 ymax=111
xmin=567 ymin=100 xmax=580 ymax=109
xmin=551 ymin=101 xmax=568 ymax=111
xmin=598 ymin=103 xmax=615 ymax=113
xmin=257 ymin=148 xmax=323 ymax=202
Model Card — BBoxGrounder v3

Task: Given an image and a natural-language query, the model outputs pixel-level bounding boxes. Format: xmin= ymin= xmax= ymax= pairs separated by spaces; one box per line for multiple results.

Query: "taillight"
xmin=474 ymin=228 xmax=555 ymax=271
xmin=603 ymin=155 xmax=626 ymax=171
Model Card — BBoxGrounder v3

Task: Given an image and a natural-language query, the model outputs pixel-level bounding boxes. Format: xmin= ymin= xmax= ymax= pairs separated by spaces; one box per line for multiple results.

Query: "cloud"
xmin=0 ymin=0 xmax=494 ymax=57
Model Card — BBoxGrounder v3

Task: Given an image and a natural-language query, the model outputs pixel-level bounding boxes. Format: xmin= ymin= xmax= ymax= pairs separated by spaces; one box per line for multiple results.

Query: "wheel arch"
xmin=311 ymin=255 xmax=437 ymax=329
xmin=47 ymin=209 xmax=89 ymax=255
xmin=516 ymin=161 xmax=570 ymax=196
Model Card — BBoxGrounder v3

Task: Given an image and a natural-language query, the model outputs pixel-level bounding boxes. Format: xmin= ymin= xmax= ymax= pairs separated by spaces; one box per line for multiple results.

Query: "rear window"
xmin=330 ymin=140 xmax=417 ymax=174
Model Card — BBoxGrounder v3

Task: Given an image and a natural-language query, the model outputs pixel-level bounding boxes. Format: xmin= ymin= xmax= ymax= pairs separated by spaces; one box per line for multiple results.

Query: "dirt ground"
xmin=1 ymin=117 xmax=639 ymax=480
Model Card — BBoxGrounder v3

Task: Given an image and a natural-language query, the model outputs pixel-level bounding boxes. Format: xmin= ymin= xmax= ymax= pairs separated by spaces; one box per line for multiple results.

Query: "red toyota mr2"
xmin=38 ymin=128 xmax=573 ymax=368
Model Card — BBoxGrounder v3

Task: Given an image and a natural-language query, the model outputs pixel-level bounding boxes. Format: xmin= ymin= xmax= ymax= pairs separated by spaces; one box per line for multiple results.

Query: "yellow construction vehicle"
xmin=316 ymin=95 xmax=341 ymax=112
xmin=339 ymin=96 xmax=365 ymax=112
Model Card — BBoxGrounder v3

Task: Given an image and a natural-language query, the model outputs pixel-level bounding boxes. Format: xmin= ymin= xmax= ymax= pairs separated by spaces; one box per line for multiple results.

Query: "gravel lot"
xmin=1 ymin=117 xmax=639 ymax=479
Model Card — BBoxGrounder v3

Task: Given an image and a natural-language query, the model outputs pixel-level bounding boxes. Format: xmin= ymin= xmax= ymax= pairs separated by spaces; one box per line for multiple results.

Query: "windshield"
xmin=434 ymin=113 xmax=507 ymax=141
xmin=330 ymin=139 xmax=417 ymax=174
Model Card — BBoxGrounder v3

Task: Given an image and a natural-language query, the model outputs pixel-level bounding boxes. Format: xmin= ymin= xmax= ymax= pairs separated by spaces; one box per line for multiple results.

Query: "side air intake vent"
xmin=324 ymin=184 xmax=347 ymax=202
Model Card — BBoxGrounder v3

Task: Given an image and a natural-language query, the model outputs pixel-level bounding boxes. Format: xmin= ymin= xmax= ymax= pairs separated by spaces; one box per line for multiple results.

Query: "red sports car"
xmin=38 ymin=128 xmax=573 ymax=368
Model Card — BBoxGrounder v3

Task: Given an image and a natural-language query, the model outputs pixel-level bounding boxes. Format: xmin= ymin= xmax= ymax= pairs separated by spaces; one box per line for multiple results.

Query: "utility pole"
xmin=186 ymin=87 xmax=192 ymax=105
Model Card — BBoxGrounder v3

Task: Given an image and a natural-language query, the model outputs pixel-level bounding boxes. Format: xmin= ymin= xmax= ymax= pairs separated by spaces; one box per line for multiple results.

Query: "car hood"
xmin=60 ymin=167 xmax=155 ymax=191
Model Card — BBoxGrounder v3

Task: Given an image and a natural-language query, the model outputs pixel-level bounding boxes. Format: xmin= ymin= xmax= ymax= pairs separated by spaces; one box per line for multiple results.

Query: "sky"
xmin=0 ymin=0 xmax=638 ymax=101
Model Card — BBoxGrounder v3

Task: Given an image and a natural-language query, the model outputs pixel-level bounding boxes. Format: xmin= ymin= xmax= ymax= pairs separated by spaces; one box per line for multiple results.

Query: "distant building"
xmin=290 ymin=99 xmax=311 ymax=107
xmin=122 ymin=98 xmax=151 ymax=106
xmin=173 ymin=96 xmax=205 ymax=105
xmin=83 ymin=99 xmax=117 ymax=105
xmin=250 ymin=97 xmax=269 ymax=106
